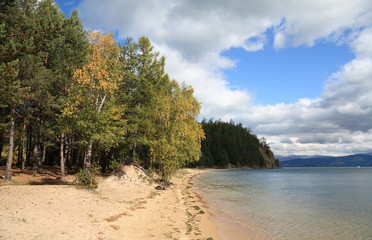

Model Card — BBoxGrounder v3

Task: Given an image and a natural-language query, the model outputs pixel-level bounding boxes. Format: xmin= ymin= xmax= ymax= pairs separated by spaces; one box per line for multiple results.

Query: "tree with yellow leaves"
xmin=150 ymin=79 xmax=205 ymax=180
xmin=62 ymin=30 xmax=126 ymax=168
xmin=118 ymin=37 xmax=204 ymax=180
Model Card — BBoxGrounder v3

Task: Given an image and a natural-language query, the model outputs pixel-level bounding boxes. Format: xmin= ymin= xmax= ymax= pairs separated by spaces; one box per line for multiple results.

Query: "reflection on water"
xmin=193 ymin=168 xmax=372 ymax=240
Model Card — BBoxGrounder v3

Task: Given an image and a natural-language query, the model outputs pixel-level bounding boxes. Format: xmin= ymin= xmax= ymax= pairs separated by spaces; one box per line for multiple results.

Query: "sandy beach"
xmin=0 ymin=166 xmax=219 ymax=240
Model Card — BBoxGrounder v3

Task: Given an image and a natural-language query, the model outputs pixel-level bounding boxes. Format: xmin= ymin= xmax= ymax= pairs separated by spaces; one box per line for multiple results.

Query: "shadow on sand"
xmin=29 ymin=177 xmax=74 ymax=185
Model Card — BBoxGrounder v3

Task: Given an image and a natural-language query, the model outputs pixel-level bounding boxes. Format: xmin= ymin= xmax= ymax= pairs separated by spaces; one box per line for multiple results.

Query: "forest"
xmin=194 ymin=119 xmax=279 ymax=168
xmin=1 ymin=0 xmax=277 ymax=183
xmin=0 ymin=0 xmax=205 ymax=181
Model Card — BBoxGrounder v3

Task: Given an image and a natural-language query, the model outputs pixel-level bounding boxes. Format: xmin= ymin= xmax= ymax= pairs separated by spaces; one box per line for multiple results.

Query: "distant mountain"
xmin=277 ymin=155 xmax=327 ymax=161
xmin=280 ymin=154 xmax=372 ymax=167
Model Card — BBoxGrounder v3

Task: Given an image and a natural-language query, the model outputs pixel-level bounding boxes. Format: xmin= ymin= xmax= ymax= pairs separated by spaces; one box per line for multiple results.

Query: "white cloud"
xmin=243 ymin=57 xmax=372 ymax=155
xmin=274 ymin=32 xmax=287 ymax=49
xmin=154 ymin=44 xmax=252 ymax=119
xmin=78 ymin=0 xmax=372 ymax=156
xmin=350 ymin=27 xmax=372 ymax=58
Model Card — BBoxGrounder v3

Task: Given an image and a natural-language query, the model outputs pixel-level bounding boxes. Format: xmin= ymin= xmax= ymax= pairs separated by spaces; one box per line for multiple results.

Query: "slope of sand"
xmin=0 ymin=166 xmax=218 ymax=240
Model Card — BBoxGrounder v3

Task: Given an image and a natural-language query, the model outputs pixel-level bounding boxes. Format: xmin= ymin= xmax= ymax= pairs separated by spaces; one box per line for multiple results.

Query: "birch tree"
xmin=63 ymin=30 xmax=125 ymax=168
xmin=150 ymin=80 xmax=205 ymax=180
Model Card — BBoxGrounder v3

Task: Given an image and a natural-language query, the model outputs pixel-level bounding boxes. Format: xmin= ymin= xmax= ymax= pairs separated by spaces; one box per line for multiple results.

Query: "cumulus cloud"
xmin=242 ymin=56 xmax=372 ymax=155
xmin=350 ymin=28 xmax=372 ymax=58
xmin=226 ymin=54 xmax=372 ymax=155
xmin=77 ymin=0 xmax=372 ymax=156
xmin=153 ymin=44 xmax=252 ymax=119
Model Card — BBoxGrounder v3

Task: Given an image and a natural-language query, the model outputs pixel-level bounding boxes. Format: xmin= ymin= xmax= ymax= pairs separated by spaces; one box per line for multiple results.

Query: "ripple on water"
xmin=193 ymin=168 xmax=372 ymax=240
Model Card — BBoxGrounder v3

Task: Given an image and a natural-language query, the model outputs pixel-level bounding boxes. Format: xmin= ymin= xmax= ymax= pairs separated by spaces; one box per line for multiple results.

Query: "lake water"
xmin=193 ymin=168 xmax=372 ymax=240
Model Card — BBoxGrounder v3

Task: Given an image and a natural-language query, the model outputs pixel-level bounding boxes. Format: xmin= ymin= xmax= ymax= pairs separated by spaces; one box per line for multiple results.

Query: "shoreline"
xmin=182 ymin=169 xmax=220 ymax=240
xmin=191 ymin=169 xmax=270 ymax=240
xmin=0 ymin=166 xmax=219 ymax=240
xmin=0 ymin=166 xmax=270 ymax=239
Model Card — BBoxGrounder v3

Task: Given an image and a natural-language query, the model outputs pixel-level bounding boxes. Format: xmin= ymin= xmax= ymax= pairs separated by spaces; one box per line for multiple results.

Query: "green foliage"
xmin=62 ymin=30 xmax=125 ymax=167
xmin=149 ymin=81 xmax=205 ymax=180
xmin=118 ymin=38 xmax=204 ymax=181
xmin=74 ymin=164 xmax=100 ymax=189
xmin=275 ymin=159 xmax=280 ymax=167
xmin=195 ymin=119 xmax=272 ymax=168
xmin=0 ymin=1 xmax=204 ymax=183
xmin=215 ymin=149 xmax=230 ymax=168
xmin=108 ymin=159 xmax=121 ymax=173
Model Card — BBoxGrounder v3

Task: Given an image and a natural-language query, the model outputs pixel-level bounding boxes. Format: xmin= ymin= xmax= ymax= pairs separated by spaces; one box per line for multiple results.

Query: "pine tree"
xmin=52 ymin=8 xmax=89 ymax=175
xmin=118 ymin=37 xmax=162 ymax=163
xmin=25 ymin=0 xmax=65 ymax=172
xmin=0 ymin=0 xmax=34 ymax=180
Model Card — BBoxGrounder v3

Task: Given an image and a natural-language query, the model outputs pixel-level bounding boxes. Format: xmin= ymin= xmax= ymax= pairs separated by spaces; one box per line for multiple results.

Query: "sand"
xmin=0 ymin=166 xmax=219 ymax=240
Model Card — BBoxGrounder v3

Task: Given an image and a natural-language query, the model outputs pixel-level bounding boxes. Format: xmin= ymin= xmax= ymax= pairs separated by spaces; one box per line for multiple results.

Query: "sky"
xmin=55 ymin=0 xmax=372 ymax=157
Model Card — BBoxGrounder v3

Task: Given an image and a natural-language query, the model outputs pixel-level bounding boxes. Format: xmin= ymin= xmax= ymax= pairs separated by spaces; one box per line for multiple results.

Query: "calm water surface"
xmin=193 ymin=168 xmax=372 ymax=240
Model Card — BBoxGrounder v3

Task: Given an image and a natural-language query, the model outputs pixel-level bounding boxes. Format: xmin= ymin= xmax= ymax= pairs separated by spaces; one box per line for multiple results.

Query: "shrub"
xmin=108 ymin=159 xmax=121 ymax=173
xmin=74 ymin=164 xmax=100 ymax=189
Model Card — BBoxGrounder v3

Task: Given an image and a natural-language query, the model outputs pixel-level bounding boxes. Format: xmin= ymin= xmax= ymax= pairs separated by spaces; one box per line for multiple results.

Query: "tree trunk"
xmin=0 ymin=131 xmax=4 ymax=160
xmin=83 ymin=151 xmax=87 ymax=168
xmin=41 ymin=144 xmax=46 ymax=164
xmin=26 ymin=126 xmax=32 ymax=166
xmin=67 ymin=135 xmax=73 ymax=168
xmin=71 ymin=135 xmax=77 ymax=167
xmin=85 ymin=138 xmax=92 ymax=168
xmin=17 ymin=142 xmax=21 ymax=167
xmin=132 ymin=142 xmax=136 ymax=163
xmin=60 ymin=132 xmax=65 ymax=176
xmin=131 ymin=128 xmax=138 ymax=163
xmin=149 ymin=156 xmax=153 ymax=170
xmin=21 ymin=117 xmax=27 ymax=171
xmin=64 ymin=134 xmax=69 ymax=168
xmin=32 ymin=136 xmax=40 ymax=173
xmin=5 ymin=108 xmax=15 ymax=181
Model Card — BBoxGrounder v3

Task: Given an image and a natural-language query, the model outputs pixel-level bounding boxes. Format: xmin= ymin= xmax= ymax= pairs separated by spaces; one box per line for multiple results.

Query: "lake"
xmin=193 ymin=167 xmax=372 ymax=240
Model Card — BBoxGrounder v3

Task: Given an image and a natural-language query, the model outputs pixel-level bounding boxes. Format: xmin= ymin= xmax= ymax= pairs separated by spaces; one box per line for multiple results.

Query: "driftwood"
xmin=132 ymin=164 xmax=151 ymax=177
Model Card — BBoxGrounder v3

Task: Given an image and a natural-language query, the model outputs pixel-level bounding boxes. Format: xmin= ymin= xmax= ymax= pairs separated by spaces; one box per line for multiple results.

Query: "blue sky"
xmin=223 ymin=41 xmax=354 ymax=105
xmin=55 ymin=0 xmax=372 ymax=157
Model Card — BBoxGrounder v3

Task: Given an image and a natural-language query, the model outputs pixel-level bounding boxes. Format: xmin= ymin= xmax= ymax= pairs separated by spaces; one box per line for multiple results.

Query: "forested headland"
xmin=0 ymin=0 xmax=278 ymax=183
xmin=193 ymin=119 xmax=279 ymax=169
